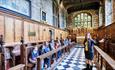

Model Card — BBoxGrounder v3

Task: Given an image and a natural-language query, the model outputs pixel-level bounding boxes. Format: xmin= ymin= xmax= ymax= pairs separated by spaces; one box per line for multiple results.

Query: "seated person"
xmin=68 ymin=38 xmax=72 ymax=45
xmin=42 ymin=42 xmax=50 ymax=68
xmin=49 ymin=39 xmax=55 ymax=63
xmin=55 ymin=38 xmax=62 ymax=59
xmin=29 ymin=45 xmax=39 ymax=70
xmin=64 ymin=37 xmax=69 ymax=46
xmin=60 ymin=37 xmax=64 ymax=46
xmin=49 ymin=39 xmax=55 ymax=50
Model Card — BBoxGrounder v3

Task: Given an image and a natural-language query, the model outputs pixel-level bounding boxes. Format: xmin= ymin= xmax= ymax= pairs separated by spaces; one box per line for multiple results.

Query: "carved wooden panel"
xmin=15 ymin=19 xmax=22 ymax=42
xmin=5 ymin=16 xmax=14 ymax=43
xmin=110 ymin=23 xmax=115 ymax=39
xmin=35 ymin=24 xmax=39 ymax=42
xmin=29 ymin=23 xmax=35 ymax=42
xmin=24 ymin=21 xmax=29 ymax=42
xmin=0 ymin=15 xmax=4 ymax=36
xmin=39 ymin=25 xmax=42 ymax=41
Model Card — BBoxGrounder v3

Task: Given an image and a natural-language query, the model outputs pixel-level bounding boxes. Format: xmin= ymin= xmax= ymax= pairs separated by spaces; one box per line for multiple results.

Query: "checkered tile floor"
xmin=55 ymin=45 xmax=97 ymax=70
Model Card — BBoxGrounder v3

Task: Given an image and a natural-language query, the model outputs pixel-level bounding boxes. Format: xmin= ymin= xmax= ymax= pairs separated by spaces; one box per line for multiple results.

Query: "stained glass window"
xmin=74 ymin=13 xmax=92 ymax=28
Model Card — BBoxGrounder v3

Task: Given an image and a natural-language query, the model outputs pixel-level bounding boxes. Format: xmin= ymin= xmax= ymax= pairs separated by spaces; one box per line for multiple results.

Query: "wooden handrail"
xmin=94 ymin=46 xmax=115 ymax=69
xmin=8 ymin=64 xmax=25 ymax=70
xmin=37 ymin=42 xmax=75 ymax=59
xmin=37 ymin=45 xmax=67 ymax=59
xmin=110 ymin=43 xmax=115 ymax=45
xmin=37 ymin=43 xmax=74 ymax=70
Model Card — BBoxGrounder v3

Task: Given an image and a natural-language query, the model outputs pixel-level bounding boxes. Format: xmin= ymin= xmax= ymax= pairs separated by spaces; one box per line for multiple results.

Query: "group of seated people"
xmin=28 ymin=37 xmax=72 ymax=70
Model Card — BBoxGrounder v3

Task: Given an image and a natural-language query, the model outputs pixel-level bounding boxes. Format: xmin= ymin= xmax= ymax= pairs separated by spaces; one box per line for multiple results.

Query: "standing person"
xmin=83 ymin=33 xmax=104 ymax=70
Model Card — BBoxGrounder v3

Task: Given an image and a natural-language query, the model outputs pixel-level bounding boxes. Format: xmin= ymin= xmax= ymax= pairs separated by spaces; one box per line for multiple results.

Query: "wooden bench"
xmin=37 ymin=44 xmax=74 ymax=70
xmin=0 ymin=53 xmax=4 ymax=70
xmin=21 ymin=44 xmax=42 ymax=70
xmin=20 ymin=44 xmax=34 ymax=70
xmin=94 ymin=46 xmax=115 ymax=70
xmin=8 ymin=64 xmax=25 ymax=70
xmin=109 ymin=43 xmax=115 ymax=59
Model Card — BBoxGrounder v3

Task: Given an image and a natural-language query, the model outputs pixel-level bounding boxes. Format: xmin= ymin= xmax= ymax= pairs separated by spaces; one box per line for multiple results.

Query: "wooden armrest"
xmin=27 ymin=63 xmax=34 ymax=67
xmin=8 ymin=64 xmax=25 ymax=70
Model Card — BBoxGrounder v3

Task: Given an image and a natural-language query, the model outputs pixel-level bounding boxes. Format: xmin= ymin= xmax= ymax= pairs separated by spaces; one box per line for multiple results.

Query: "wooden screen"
xmin=24 ymin=21 xmax=29 ymax=42
xmin=5 ymin=16 xmax=14 ymax=43
xmin=35 ymin=24 xmax=39 ymax=42
xmin=39 ymin=25 xmax=43 ymax=42
xmin=29 ymin=23 xmax=35 ymax=42
xmin=15 ymin=19 xmax=22 ymax=42
xmin=0 ymin=15 xmax=4 ymax=36
xmin=45 ymin=27 xmax=49 ymax=41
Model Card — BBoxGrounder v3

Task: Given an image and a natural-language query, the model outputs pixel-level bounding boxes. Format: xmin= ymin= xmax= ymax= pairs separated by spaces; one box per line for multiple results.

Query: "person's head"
xmin=60 ymin=37 xmax=62 ymax=40
xmin=56 ymin=37 xmax=58 ymax=40
xmin=0 ymin=35 xmax=3 ymax=38
xmin=34 ymin=45 xmax=38 ymax=51
xmin=43 ymin=42 xmax=46 ymax=46
xmin=51 ymin=39 xmax=54 ymax=43
xmin=46 ymin=41 xmax=49 ymax=46
xmin=85 ymin=33 xmax=92 ymax=39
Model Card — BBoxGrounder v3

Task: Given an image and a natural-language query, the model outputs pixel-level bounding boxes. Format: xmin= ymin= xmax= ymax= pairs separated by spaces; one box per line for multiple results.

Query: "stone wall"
xmin=67 ymin=10 xmax=99 ymax=37
xmin=31 ymin=0 xmax=67 ymax=29
xmin=31 ymin=0 xmax=53 ymax=25
xmin=31 ymin=0 xmax=41 ymax=22
xmin=59 ymin=4 xmax=67 ymax=29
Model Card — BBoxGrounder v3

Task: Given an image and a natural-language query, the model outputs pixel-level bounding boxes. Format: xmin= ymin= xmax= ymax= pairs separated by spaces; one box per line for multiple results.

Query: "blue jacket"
xmin=87 ymin=39 xmax=95 ymax=53
xmin=31 ymin=50 xmax=39 ymax=60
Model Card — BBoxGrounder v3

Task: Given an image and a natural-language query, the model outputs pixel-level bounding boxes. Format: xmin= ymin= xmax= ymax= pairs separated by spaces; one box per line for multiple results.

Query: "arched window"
xmin=74 ymin=13 xmax=92 ymax=28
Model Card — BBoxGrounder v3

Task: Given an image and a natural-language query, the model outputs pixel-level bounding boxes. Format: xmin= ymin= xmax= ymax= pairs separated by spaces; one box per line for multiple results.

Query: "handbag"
xmin=85 ymin=41 xmax=88 ymax=52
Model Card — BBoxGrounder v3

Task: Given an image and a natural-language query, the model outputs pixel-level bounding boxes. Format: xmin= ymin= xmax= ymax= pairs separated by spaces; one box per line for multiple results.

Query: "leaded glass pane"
xmin=84 ymin=22 xmax=87 ymax=27
xmin=88 ymin=22 xmax=91 ymax=27
xmin=74 ymin=13 xmax=92 ymax=28
xmin=88 ymin=16 xmax=91 ymax=21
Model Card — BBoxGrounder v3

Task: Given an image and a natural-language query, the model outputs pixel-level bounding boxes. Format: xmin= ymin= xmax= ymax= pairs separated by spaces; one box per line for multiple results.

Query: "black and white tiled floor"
xmin=55 ymin=45 xmax=97 ymax=70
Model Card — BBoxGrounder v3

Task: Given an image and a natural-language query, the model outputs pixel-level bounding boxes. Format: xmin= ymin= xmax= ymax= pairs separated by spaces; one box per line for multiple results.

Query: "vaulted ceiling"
xmin=61 ymin=0 xmax=100 ymax=14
